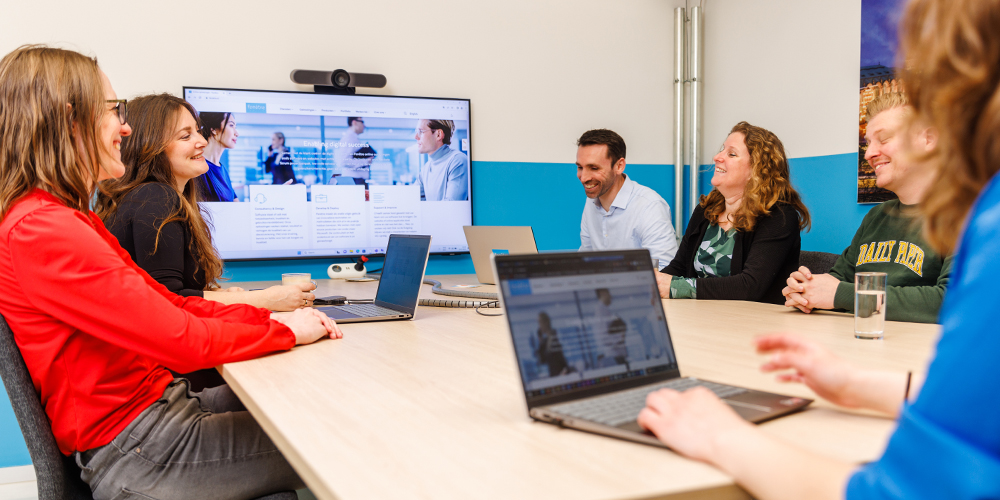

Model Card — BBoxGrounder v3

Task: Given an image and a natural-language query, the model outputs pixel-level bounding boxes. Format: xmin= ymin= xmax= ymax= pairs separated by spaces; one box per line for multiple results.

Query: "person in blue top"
xmin=636 ymin=0 xmax=1000 ymax=498
xmin=196 ymin=111 xmax=238 ymax=202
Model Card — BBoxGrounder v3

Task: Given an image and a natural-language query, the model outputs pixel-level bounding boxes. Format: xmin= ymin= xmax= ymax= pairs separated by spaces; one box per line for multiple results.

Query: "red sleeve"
xmin=9 ymin=208 xmax=295 ymax=374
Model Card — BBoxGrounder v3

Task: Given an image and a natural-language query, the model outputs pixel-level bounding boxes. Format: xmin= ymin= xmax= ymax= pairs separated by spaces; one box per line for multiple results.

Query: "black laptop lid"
xmin=374 ymin=234 xmax=431 ymax=314
xmin=495 ymin=250 xmax=681 ymax=408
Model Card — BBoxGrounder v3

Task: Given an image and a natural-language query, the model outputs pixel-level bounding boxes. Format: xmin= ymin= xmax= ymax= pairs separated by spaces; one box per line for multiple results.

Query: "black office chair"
xmin=0 ymin=314 xmax=297 ymax=500
xmin=799 ymin=250 xmax=840 ymax=275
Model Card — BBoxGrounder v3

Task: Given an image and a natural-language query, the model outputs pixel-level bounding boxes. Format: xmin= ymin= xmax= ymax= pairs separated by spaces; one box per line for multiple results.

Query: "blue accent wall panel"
xmin=223 ymin=155 xmax=866 ymax=281
xmin=789 ymin=153 xmax=873 ymax=254
xmin=0 ymin=378 xmax=32 ymax=468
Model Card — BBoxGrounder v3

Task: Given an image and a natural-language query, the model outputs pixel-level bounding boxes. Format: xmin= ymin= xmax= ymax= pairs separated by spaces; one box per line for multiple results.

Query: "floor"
xmin=0 ymin=481 xmax=318 ymax=500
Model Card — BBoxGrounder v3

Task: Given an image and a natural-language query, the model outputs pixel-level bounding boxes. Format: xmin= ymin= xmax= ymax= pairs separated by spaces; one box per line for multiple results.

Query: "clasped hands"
xmin=782 ymin=266 xmax=839 ymax=313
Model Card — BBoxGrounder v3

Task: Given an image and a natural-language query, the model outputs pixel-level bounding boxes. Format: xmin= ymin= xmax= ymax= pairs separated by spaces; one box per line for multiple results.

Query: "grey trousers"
xmin=74 ymin=380 xmax=304 ymax=500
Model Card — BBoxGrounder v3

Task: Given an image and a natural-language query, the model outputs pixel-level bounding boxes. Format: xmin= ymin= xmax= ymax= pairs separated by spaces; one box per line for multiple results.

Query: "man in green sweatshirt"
xmin=782 ymin=92 xmax=952 ymax=323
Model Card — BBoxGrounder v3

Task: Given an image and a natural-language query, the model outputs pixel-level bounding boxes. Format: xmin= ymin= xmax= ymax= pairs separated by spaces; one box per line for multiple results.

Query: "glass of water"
xmin=855 ymin=272 xmax=887 ymax=339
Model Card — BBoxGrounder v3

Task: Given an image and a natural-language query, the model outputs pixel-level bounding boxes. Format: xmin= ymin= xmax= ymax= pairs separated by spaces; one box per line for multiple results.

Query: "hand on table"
xmin=222 ymin=286 xmax=246 ymax=292
xmin=271 ymin=307 xmax=342 ymax=344
xmin=755 ymin=333 xmax=861 ymax=408
xmin=655 ymin=272 xmax=673 ymax=299
xmin=782 ymin=266 xmax=839 ymax=312
xmin=638 ymin=386 xmax=753 ymax=462
xmin=263 ymin=283 xmax=316 ymax=311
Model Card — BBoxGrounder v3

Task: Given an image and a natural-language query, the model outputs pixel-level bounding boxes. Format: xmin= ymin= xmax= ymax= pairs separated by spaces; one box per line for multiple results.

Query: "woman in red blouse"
xmin=0 ymin=45 xmax=341 ymax=499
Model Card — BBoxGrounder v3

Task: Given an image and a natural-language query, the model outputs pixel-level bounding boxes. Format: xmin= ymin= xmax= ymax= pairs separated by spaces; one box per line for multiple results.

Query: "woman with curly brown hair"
xmin=639 ymin=0 xmax=1000 ymax=498
xmin=657 ymin=121 xmax=810 ymax=304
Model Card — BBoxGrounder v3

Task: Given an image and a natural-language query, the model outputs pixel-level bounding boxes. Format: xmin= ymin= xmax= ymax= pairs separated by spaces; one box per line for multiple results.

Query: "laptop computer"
xmin=491 ymin=249 xmax=811 ymax=448
xmin=463 ymin=226 xmax=538 ymax=284
xmin=315 ymin=234 xmax=431 ymax=323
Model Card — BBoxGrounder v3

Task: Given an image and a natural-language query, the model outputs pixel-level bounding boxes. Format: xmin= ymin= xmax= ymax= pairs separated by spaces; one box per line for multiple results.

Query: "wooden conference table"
xmin=223 ymin=275 xmax=940 ymax=500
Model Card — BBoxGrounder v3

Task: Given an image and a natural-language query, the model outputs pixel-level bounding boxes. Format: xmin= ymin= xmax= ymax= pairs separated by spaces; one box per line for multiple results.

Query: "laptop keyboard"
xmin=336 ymin=303 xmax=405 ymax=317
xmin=548 ymin=378 xmax=748 ymax=428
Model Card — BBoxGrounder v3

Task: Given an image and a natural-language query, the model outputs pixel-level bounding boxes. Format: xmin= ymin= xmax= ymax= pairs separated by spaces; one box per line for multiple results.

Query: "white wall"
xmin=700 ymin=0 xmax=860 ymax=160
xmin=0 ymin=1 xmax=859 ymax=166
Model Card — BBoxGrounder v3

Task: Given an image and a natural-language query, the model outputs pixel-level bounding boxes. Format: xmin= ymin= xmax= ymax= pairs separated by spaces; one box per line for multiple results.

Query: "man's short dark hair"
xmin=577 ymin=129 xmax=626 ymax=167
xmin=348 ymin=117 xmax=362 ymax=126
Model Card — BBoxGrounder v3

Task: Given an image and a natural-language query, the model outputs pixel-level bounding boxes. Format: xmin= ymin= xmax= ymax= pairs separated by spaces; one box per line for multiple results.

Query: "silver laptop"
xmin=315 ymin=234 xmax=431 ymax=323
xmin=491 ymin=249 xmax=812 ymax=447
xmin=463 ymin=226 xmax=538 ymax=284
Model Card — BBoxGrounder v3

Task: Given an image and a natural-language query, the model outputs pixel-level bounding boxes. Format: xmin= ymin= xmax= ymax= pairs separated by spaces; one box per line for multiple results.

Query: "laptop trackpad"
xmin=315 ymin=306 xmax=362 ymax=320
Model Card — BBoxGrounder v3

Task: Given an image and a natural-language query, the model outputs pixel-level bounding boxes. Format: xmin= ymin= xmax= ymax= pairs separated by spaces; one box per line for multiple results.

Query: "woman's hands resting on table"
xmin=270 ymin=307 xmax=342 ymax=345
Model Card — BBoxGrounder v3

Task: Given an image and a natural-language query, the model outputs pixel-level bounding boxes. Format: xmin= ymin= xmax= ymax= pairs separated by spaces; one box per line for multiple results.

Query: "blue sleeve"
xmin=846 ymin=182 xmax=1000 ymax=499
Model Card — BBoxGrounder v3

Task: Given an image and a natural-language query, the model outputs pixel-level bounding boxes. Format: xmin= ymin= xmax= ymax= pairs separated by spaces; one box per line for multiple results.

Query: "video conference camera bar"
xmin=290 ymin=69 xmax=387 ymax=95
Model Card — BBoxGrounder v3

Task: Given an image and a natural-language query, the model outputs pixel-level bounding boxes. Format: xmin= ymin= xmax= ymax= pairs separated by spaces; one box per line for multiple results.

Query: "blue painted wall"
xmin=0 ymin=378 xmax=31 ymax=468
xmin=0 ymin=152 xmax=871 ymax=469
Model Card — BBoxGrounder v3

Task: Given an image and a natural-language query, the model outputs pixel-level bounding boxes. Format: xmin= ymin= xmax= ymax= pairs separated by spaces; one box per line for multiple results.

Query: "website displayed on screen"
xmin=183 ymin=87 xmax=472 ymax=259
xmin=497 ymin=255 xmax=678 ymax=400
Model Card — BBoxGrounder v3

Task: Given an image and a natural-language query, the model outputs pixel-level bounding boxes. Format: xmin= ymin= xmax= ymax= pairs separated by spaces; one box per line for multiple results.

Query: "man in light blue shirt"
xmin=577 ymin=129 xmax=678 ymax=268
xmin=416 ymin=119 xmax=469 ymax=201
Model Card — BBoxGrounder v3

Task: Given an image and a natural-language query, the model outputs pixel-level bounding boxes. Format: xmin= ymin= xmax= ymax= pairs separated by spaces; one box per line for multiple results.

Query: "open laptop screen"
xmin=495 ymin=250 xmax=679 ymax=403
xmin=373 ymin=234 xmax=431 ymax=314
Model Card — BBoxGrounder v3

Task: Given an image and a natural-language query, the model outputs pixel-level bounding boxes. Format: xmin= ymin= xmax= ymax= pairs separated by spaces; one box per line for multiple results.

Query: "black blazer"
xmin=662 ymin=203 xmax=802 ymax=304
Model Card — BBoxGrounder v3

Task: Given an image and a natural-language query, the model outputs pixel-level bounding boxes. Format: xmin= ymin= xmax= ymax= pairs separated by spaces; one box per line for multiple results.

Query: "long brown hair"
xmin=700 ymin=122 xmax=811 ymax=232
xmin=0 ymin=45 xmax=106 ymax=219
xmin=899 ymin=0 xmax=1000 ymax=254
xmin=94 ymin=94 xmax=223 ymax=288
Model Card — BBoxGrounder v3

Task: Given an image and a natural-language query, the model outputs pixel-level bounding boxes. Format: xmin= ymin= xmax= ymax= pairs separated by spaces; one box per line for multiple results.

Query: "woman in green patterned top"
xmin=657 ymin=122 xmax=811 ymax=304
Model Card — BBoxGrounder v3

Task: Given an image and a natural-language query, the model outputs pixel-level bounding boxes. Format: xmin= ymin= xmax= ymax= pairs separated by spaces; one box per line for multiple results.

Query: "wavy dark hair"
xmin=700 ymin=121 xmax=811 ymax=232
xmin=94 ymin=94 xmax=223 ymax=288
xmin=899 ymin=0 xmax=1000 ymax=254
xmin=0 ymin=45 xmax=106 ymax=219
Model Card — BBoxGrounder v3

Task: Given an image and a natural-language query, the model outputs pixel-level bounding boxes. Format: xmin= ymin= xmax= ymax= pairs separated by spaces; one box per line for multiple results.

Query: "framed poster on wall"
xmin=858 ymin=0 xmax=905 ymax=204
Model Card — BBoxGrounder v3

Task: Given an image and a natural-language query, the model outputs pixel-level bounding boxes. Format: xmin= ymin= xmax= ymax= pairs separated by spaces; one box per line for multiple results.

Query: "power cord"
xmin=475 ymin=301 xmax=503 ymax=316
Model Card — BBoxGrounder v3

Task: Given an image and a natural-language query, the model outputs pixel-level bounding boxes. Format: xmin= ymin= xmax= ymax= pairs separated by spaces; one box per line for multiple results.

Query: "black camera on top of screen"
xmin=289 ymin=69 xmax=387 ymax=95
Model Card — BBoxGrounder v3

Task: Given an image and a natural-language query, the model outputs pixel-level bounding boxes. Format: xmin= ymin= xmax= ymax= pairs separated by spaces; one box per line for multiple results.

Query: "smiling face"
xmin=213 ymin=115 xmax=238 ymax=149
xmin=415 ymin=119 xmax=444 ymax=154
xmin=863 ymin=106 xmax=910 ymax=192
xmin=96 ymin=70 xmax=132 ymax=182
xmin=710 ymin=132 xmax=753 ymax=199
xmin=576 ymin=144 xmax=624 ymax=200
xmin=165 ymin=109 xmax=209 ymax=191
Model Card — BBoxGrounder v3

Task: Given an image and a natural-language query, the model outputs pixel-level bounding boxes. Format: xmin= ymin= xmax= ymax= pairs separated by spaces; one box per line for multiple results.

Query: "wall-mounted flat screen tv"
xmin=183 ymin=86 xmax=472 ymax=260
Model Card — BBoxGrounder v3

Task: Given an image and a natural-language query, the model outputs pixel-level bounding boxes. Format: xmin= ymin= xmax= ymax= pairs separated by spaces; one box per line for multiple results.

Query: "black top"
xmin=662 ymin=203 xmax=802 ymax=304
xmin=104 ymin=183 xmax=206 ymax=297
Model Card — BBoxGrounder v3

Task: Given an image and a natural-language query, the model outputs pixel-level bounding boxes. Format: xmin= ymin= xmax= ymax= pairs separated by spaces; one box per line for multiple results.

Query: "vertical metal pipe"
xmin=688 ymin=6 xmax=704 ymax=213
xmin=673 ymin=7 xmax=686 ymax=236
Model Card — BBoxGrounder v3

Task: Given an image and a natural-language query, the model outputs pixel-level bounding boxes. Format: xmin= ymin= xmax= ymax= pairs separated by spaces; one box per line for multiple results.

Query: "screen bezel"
xmin=492 ymin=250 xmax=683 ymax=409
xmin=182 ymin=85 xmax=473 ymax=262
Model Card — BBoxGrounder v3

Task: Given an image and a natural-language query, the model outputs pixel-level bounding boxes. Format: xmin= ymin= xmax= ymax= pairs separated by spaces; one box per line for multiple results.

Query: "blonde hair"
xmin=864 ymin=92 xmax=910 ymax=123
xmin=701 ymin=121 xmax=811 ymax=232
xmin=0 ymin=45 xmax=107 ymax=218
xmin=899 ymin=0 xmax=1000 ymax=254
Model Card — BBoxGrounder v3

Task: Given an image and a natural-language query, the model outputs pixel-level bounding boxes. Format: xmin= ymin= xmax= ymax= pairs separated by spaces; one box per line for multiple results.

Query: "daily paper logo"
xmin=856 ymin=240 xmax=925 ymax=276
